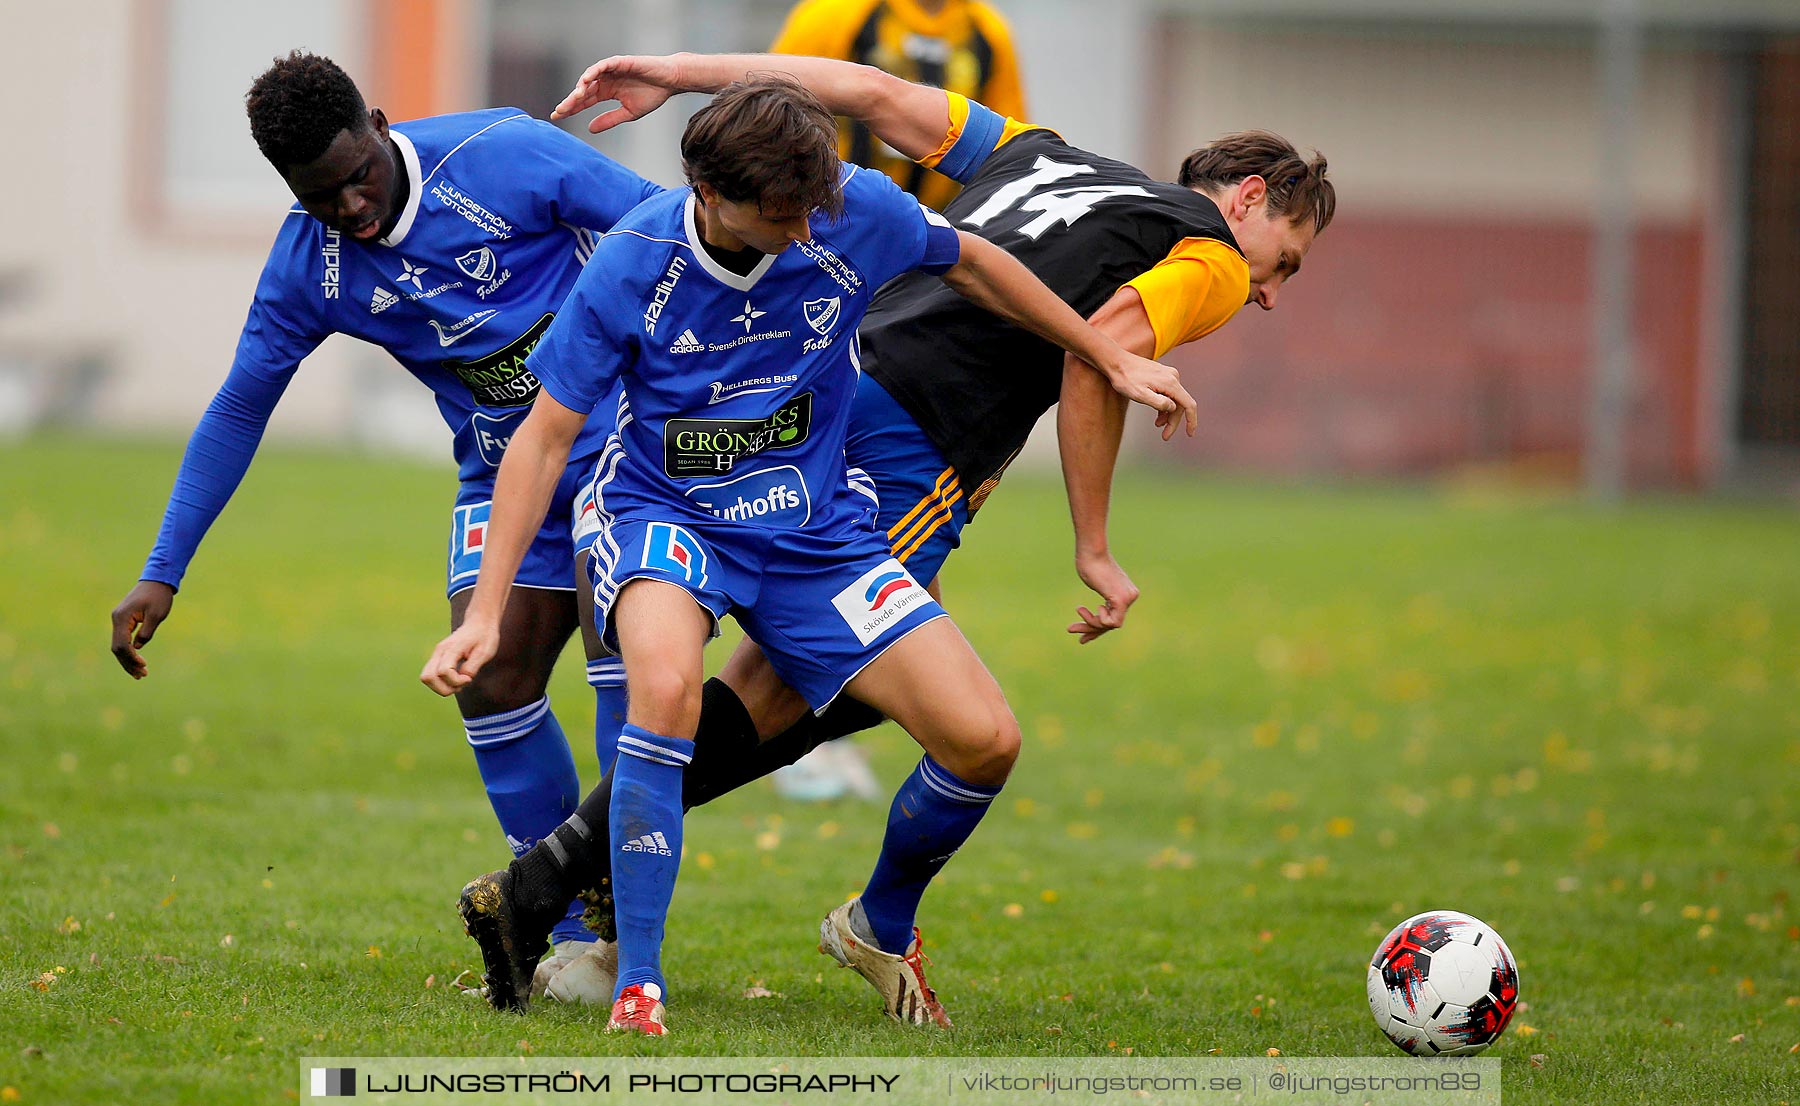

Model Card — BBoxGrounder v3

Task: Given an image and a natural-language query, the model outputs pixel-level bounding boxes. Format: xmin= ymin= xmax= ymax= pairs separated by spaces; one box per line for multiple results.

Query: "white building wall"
xmin=0 ymin=0 xmax=383 ymax=443
xmin=1155 ymin=22 xmax=1708 ymax=220
xmin=0 ymin=1 xmax=1724 ymax=451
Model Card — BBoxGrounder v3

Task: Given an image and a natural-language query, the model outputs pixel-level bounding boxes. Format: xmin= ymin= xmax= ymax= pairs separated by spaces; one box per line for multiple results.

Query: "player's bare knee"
xmin=950 ymin=706 xmax=1021 ymax=787
xmin=984 ymin=709 xmax=1024 ymax=780
xmin=458 ymin=659 xmax=551 ymax=717
xmin=625 ymin=665 xmax=704 ymax=737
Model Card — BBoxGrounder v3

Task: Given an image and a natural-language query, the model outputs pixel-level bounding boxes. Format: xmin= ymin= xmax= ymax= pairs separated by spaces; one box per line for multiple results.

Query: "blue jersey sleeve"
xmin=140 ymin=231 xmax=325 ymax=588
xmin=836 ymin=165 xmax=961 ymax=287
xmin=525 ymin=246 xmax=632 ymax=415
xmin=916 ymin=205 xmax=962 ymax=275
xmin=488 ymin=114 xmax=664 ymax=234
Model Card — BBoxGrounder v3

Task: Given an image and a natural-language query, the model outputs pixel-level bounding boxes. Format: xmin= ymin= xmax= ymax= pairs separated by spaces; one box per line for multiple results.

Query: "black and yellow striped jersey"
xmin=772 ymin=0 xmax=1026 ymax=210
xmin=861 ymin=94 xmax=1249 ymax=512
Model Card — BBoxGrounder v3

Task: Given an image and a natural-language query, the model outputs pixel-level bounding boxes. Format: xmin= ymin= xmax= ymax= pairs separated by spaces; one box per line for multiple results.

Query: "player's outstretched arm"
xmin=554 ymin=53 xmax=952 ymax=163
xmin=109 ymin=353 xmax=300 ymax=679
xmin=1058 ymin=289 xmax=1162 ymax=644
xmin=420 ymin=392 xmax=586 ymax=696
xmin=941 ymin=231 xmax=1197 ymax=435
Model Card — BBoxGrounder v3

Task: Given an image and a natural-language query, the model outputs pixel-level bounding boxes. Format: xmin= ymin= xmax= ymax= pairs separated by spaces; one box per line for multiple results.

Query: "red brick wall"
xmin=1162 ymin=216 xmax=1706 ymax=487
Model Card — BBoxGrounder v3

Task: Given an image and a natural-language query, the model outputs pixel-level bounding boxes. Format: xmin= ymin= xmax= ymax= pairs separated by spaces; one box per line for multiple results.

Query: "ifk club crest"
xmin=803 ymin=297 xmax=841 ymax=336
xmin=456 ymin=246 xmax=499 ymax=282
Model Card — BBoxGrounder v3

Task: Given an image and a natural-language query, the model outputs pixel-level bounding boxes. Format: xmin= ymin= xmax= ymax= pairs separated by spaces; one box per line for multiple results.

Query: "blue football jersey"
xmin=529 ymin=166 xmax=961 ymax=534
xmin=243 ymin=109 xmax=664 ymax=480
xmin=142 ymin=109 xmax=663 ymax=587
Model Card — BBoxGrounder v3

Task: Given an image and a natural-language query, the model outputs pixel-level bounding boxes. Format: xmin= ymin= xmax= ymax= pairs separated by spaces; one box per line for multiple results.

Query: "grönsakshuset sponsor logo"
xmin=662 ymin=392 xmax=812 ymax=478
xmin=442 ymin=312 xmax=554 ymax=407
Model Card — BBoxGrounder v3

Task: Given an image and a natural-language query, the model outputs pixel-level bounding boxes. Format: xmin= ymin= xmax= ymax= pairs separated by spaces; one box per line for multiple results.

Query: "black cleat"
xmin=458 ymin=869 xmax=546 ymax=1013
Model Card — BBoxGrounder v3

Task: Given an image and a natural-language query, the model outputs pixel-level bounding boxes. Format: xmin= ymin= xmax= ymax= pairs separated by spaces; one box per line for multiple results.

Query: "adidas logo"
xmin=620 ymin=831 xmax=673 ymax=856
xmin=370 ymin=287 xmax=400 ymax=314
xmin=669 ymin=329 xmax=704 ymax=354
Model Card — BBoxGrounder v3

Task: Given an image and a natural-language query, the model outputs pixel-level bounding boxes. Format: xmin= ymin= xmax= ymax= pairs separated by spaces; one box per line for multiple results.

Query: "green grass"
xmin=2 ymin=434 xmax=1796 ymax=1104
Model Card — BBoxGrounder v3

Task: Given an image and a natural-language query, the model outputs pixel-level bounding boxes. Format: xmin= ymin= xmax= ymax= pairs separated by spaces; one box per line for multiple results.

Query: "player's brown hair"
xmin=1179 ymin=131 xmax=1335 ymax=234
xmin=681 ymin=75 xmax=845 ymax=220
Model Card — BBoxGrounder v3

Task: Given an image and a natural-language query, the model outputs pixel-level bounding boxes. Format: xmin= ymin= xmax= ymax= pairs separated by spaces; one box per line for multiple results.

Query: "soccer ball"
xmin=1366 ymin=910 xmax=1519 ymax=1056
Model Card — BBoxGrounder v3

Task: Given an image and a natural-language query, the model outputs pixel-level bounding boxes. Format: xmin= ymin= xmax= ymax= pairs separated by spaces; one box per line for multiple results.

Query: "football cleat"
xmin=606 ymin=982 xmax=667 ymax=1036
xmin=774 ymin=742 xmax=884 ymax=802
xmin=772 ymin=751 xmax=849 ymax=802
xmin=458 ymin=869 xmax=546 ymax=1014
xmin=544 ymin=940 xmax=619 ymax=1006
xmin=818 ymin=899 xmax=952 ymax=1027
xmin=530 ymin=940 xmax=579 ymax=1000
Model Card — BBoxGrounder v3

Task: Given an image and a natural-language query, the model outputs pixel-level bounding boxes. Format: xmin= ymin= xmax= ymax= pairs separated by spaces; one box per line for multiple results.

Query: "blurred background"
xmin=2 ymin=0 xmax=1799 ymax=497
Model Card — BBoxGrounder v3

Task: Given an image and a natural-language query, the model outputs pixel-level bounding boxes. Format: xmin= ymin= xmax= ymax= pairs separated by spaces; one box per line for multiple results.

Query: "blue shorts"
xmin=583 ymin=496 xmax=946 ymax=711
xmin=446 ymin=457 xmax=593 ymax=598
xmin=846 ymin=374 xmax=968 ymax=585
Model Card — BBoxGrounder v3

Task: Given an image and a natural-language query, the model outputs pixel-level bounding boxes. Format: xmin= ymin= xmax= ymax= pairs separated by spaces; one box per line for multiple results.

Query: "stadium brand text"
xmin=320 ymin=229 xmax=340 ymax=299
xmin=643 ymin=256 xmax=687 ymax=336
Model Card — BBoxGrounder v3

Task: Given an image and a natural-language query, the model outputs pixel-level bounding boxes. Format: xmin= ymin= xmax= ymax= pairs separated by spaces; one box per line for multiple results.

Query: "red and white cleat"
xmin=605 ymin=982 xmax=667 ymax=1036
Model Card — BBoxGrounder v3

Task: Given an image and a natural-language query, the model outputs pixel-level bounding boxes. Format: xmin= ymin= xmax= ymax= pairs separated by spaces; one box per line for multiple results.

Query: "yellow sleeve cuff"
xmin=1123 ymin=239 xmax=1250 ymax=359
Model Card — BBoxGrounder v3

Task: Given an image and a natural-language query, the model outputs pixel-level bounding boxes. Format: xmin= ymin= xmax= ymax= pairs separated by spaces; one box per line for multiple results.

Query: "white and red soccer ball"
xmin=1366 ymin=910 xmax=1520 ymax=1056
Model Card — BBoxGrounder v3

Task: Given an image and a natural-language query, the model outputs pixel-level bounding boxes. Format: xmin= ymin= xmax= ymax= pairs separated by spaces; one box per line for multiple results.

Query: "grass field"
xmin=2 ymin=435 xmax=1796 ymax=1104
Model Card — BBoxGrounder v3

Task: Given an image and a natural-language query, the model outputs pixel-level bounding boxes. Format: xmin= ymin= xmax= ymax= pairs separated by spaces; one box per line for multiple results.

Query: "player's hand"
xmin=1069 ymin=551 xmax=1138 ymax=644
xmin=110 ymin=581 xmax=176 ymax=679
xmin=552 ymin=55 xmax=683 ymax=134
xmin=420 ymin=620 xmax=500 ymax=697
xmin=1103 ymin=352 xmax=1197 ymax=441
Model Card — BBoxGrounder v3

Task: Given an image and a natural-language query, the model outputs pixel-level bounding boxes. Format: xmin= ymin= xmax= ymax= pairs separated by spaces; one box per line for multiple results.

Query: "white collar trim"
xmin=379 ymin=130 xmax=424 ymax=247
xmin=683 ymin=194 xmax=777 ymax=291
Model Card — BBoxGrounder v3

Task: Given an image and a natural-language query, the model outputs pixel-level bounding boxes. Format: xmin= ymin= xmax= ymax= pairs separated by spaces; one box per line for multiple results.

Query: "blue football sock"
xmin=587 ymin=657 xmax=628 ymax=777
xmin=463 ymin=697 xmax=590 ymax=945
xmin=609 ymin=724 xmax=692 ymax=999
xmin=859 ymin=756 xmax=1001 ymax=954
